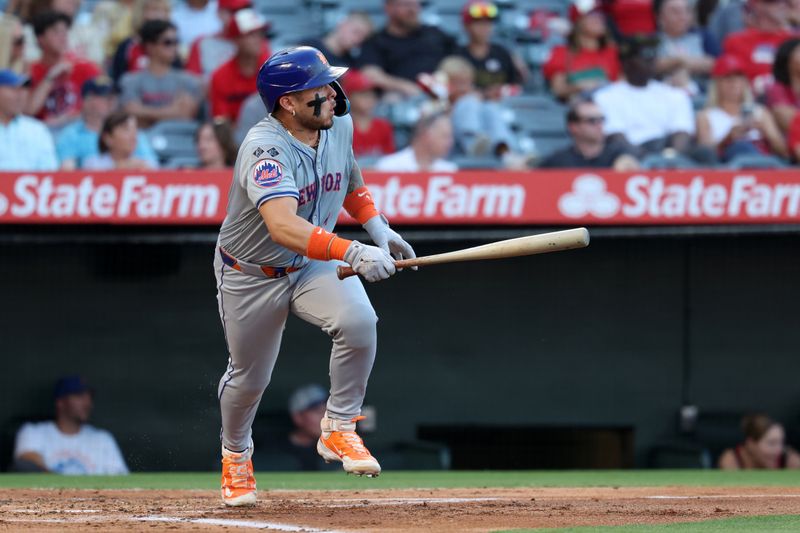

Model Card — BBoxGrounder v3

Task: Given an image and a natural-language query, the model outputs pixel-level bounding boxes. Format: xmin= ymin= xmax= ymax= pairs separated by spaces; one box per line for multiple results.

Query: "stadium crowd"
xmin=1 ymin=0 xmax=800 ymax=171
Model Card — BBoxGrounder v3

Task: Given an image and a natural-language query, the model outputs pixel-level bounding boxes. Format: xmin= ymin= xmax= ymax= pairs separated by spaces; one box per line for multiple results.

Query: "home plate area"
xmin=2 ymin=486 xmax=800 ymax=532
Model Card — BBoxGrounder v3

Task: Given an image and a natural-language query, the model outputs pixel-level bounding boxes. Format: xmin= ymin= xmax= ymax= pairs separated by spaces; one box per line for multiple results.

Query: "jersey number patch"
xmin=253 ymin=159 xmax=283 ymax=188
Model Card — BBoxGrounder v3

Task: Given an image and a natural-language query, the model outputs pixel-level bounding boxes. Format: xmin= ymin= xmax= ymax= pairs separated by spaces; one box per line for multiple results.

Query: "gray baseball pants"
xmin=213 ymin=251 xmax=378 ymax=452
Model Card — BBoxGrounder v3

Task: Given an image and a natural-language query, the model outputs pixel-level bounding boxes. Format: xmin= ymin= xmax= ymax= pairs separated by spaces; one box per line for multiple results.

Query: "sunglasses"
xmin=575 ymin=115 xmax=605 ymax=125
xmin=158 ymin=38 xmax=178 ymax=47
xmin=13 ymin=36 xmax=24 ymax=47
xmin=468 ymin=2 xmax=499 ymax=19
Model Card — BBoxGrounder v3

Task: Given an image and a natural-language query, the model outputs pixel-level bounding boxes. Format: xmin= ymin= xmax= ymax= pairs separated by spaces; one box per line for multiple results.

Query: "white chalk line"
xmin=138 ymin=515 xmax=348 ymax=532
xmin=647 ymin=494 xmax=800 ymax=500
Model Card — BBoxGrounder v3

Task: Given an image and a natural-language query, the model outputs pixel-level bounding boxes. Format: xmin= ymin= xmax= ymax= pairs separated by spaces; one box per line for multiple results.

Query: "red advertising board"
xmin=1 ymin=169 xmax=799 ymax=225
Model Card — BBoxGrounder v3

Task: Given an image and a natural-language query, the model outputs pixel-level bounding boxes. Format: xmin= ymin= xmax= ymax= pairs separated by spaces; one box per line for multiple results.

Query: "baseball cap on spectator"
xmin=226 ymin=8 xmax=269 ymax=38
xmin=341 ymin=69 xmax=376 ymax=94
xmin=712 ymin=54 xmax=747 ymax=77
xmin=462 ymin=1 xmax=499 ymax=24
xmin=569 ymin=0 xmax=603 ymax=23
xmin=288 ymin=384 xmax=328 ymax=414
xmin=218 ymin=0 xmax=252 ymax=11
xmin=0 ymin=69 xmax=30 ymax=88
xmin=53 ymin=375 xmax=93 ymax=400
xmin=81 ymin=76 xmax=115 ymax=97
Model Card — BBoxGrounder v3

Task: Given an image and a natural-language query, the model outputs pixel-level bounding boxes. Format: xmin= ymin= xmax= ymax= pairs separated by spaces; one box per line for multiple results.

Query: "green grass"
xmin=1 ymin=469 xmax=800 ymax=490
xmin=497 ymin=514 xmax=800 ymax=532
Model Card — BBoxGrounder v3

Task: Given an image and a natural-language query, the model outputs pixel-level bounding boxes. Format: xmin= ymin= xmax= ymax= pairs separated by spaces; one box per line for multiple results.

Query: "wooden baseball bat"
xmin=336 ymin=227 xmax=590 ymax=280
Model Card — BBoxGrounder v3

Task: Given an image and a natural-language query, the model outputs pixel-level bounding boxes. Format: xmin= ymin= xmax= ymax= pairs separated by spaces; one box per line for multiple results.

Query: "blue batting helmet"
xmin=257 ymin=46 xmax=350 ymax=116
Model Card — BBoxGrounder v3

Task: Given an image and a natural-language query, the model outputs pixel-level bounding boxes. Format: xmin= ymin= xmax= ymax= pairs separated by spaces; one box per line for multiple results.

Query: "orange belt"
xmin=219 ymin=247 xmax=302 ymax=279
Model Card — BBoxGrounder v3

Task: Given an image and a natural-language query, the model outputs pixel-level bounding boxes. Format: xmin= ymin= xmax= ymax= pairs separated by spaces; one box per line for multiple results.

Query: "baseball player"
xmin=214 ymin=46 xmax=416 ymax=507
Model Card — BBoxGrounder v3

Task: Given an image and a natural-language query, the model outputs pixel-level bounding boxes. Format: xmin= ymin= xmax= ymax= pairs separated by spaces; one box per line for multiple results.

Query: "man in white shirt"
xmin=593 ymin=35 xmax=699 ymax=159
xmin=13 ymin=376 xmax=129 ymax=475
xmin=0 ymin=69 xmax=58 ymax=171
xmin=172 ymin=0 xmax=223 ymax=50
xmin=376 ymin=112 xmax=459 ymax=172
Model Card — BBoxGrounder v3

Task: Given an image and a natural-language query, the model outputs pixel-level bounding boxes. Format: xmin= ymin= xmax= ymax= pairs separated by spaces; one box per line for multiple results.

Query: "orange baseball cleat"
xmin=317 ymin=415 xmax=381 ymax=476
xmin=221 ymin=441 xmax=257 ymax=506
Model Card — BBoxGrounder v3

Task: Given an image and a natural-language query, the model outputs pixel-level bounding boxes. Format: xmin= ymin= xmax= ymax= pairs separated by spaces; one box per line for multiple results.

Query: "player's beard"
xmin=297 ymin=113 xmax=334 ymax=131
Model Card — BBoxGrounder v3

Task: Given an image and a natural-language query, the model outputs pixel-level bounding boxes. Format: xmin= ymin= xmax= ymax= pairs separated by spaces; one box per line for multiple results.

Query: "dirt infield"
xmin=2 ymin=486 xmax=799 ymax=532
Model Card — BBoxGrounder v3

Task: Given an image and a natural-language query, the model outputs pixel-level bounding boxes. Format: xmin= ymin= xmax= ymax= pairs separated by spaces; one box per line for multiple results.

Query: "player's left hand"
xmin=363 ymin=215 xmax=417 ymax=269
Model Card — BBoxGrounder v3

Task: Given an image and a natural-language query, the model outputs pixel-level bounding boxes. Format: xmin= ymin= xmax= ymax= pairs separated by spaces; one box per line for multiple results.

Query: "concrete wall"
xmin=1 ymin=232 xmax=798 ymax=470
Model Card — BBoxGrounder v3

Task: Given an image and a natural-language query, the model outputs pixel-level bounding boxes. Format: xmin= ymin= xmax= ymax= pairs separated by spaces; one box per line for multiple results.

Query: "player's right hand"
xmin=343 ymin=241 xmax=396 ymax=282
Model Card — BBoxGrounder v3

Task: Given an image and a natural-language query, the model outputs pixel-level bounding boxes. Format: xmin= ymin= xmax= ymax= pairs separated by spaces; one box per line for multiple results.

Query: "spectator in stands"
xmin=594 ymin=35 xmax=700 ymax=159
xmin=1 ymin=15 xmax=28 ymax=74
xmin=185 ymin=0 xmax=253 ymax=80
xmin=255 ymin=384 xmax=339 ymax=471
xmin=120 ymin=20 xmax=202 ymax=129
xmin=455 ymin=1 xmax=525 ymax=100
xmin=719 ymin=414 xmax=800 ymax=469
xmin=56 ymin=76 xmax=158 ymax=170
xmin=84 ymin=110 xmax=153 ymax=169
xmin=110 ymin=0 xmax=172 ymax=86
xmin=358 ymin=0 xmax=457 ymax=97
xmin=722 ymin=0 xmax=793 ymax=94
xmin=342 ymin=69 xmax=395 ymax=159
xmin=766 ymin=38 xmax=800 ymax=134
xmin=171 ymin=0 xmax=222 ymax=52
xmin=696 ymin=54 xmax=786 ymax=161
xmin=786 ymin=112 xmax=800 ymax=160
xmin=708 ymin=0 xmax=745 ymax=46
xmin=234 ymin=91 xmax=265 ymax=143
xmin=376 ymin=112 xmax=458 ymax=171
xmin=437 ymin=56 xmax=520 ymax=164
xmin=603 ymin=0 xmax=657 ymax=37
xmin=543 ymin=0 xmax=621 ymax=102
xmin=298 ymin=11 xmax=373 ymax=68
xmin=655 ymin=0 xmax=719 ymax=95
xmin=12 ymin=375 xmax=129 ymax=474
xmin=0 ymin=68 xmax=58 ymax=170
xmin=27 ymin=11 xmax=102 ymax=128
xmin=539 ymin=96 xmax=640 ymax=169
xmin=196 ymin=118 xmax=237 ymax=168
xmin=209 ymin=8 xmax=270 ymax=122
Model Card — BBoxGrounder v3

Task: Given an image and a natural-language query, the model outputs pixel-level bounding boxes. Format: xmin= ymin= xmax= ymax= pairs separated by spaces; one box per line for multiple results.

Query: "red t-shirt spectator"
xmin=605 ymin=0 xmax=656 ymax=36
xmin=787 ymin=112 xmax=800 ymax=159
xmin=353 ymin=118 xmax=395 ymax=158
xmin=765 ymin=81 xmax=800 ymax=109
xmin=29 ymin=56 xmax=101 ymax=122
xmin=542 ymin=45 xmax=621 ymax=84
xmin=723 ymin=29 xmax=794 ymax=89
xmin=209 ymin=51 xmax=270 ymax=121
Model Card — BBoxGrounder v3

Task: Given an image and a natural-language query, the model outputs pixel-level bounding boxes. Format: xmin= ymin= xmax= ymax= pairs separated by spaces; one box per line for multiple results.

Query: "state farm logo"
xmin=558 ymin=174 xmax=620 ymax=218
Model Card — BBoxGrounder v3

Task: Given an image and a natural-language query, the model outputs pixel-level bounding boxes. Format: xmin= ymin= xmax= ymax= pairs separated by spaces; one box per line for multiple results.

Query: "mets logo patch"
xmin=253 ymin=159 xmax=283 ymax=188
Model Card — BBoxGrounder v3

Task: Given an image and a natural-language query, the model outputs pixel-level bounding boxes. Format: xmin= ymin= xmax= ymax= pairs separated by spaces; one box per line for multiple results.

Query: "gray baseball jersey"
xmin=214 ymin=112 xmax=378 ymax=453
xmin=218 ymin=114 xmax=355 ymax=266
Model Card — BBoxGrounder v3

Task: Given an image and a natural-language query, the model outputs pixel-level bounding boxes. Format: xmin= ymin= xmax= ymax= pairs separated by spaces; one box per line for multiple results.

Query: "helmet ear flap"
xmin=330 ymin=80 xmax=350 ymax=117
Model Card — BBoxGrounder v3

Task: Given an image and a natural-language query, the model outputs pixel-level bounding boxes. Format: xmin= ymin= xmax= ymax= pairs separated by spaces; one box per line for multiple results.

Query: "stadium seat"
xmin=641 ymin=153 xmax=698 ymax=169
xmin=452 ymin=154 xmax=502 ymax=169
xmin=146 ymin=120 xmax=199 ymax=165
xmin=725 ymin=153 xmax=788 ymax=170
xmin=163 ymin=156 xmax=201 ymax=169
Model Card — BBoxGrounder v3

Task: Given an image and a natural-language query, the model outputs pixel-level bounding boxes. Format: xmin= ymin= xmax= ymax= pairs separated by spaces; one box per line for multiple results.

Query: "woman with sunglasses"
xmin=543 ymin=0 xmax=620 ymax=101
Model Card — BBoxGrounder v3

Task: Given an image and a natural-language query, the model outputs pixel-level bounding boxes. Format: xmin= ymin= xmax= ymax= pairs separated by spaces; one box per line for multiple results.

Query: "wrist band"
xmin=306 ymin=227 xmax=352 ymax=261
xmin=343 ymin=186 xmax=380 ymax=225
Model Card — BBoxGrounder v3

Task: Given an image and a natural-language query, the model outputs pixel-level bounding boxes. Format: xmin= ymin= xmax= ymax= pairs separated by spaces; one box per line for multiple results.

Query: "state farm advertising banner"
xmin=1 ymin=169 xmax=800 ymax=225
